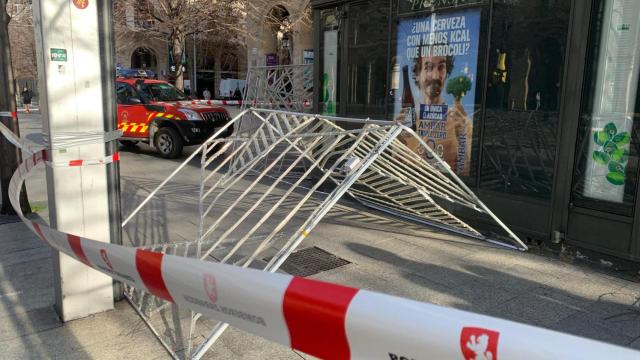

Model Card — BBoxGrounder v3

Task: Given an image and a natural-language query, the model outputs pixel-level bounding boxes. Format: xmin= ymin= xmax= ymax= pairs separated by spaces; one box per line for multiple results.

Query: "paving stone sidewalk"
xmin=0 ymin=220 xmax=167 ymax=359
xmin=1 ymin=206 xmax=639 ymax=359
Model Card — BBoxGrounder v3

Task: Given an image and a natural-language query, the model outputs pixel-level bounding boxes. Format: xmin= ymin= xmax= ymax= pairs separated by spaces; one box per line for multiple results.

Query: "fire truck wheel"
xmin=154 ymin=127 xmax=183 ymax=159
xmin=119 ymin=140 xmax=139 ymax=148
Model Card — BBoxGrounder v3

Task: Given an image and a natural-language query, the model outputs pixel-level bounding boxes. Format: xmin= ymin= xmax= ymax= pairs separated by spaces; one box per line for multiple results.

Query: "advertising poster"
xmin=582 ymin=0 xmax=637 ymax=203
xmin=322 ymin=30 xmax=338 ymax=115
xmin=394 ymin=9 xmax=481 ymax=175
xmin=266 ymin=53 xmax=278 ymax=66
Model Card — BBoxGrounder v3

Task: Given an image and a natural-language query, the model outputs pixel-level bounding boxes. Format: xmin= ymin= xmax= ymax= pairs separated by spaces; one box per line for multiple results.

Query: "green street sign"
xmin=50 ymin=48 xmax=67 ymax=62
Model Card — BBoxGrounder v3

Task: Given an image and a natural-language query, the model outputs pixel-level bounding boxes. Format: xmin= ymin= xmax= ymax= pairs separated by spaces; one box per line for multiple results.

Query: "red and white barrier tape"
xmin=0 ymin=114 xmax=42 ymax=156
xmin=56 ymin=151 xmax=120 ymax=167
xmin=0 ymin=110 xmax=18 ymax=118
xmin=191 ymin=99 xmax=244 ymax=106
xmin=3 ymin=126 xmax=639 ymax=360
xmin=189 ymin=99 xmax=313 ymax=108
xmin=0 ymin=121 xmax=120 ymax=167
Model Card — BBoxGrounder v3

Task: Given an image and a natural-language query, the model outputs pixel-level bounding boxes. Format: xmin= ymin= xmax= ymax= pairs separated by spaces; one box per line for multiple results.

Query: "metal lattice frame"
xmin=124 ymin=108 xmax=527 ymax=359
xmin=242 ymin=64 xmax=313 ymax=113
xmin=236 ymin=64 xmax=314 ymax=177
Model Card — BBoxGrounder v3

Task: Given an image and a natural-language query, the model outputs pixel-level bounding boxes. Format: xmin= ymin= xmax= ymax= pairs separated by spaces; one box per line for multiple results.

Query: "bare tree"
xmin=114 ymin=0 xmax=248 ymax=90
xmin=113 ymin=0 xmax=312 ymax=89
xmin=7 ymin=0 xmax=36 ymax=84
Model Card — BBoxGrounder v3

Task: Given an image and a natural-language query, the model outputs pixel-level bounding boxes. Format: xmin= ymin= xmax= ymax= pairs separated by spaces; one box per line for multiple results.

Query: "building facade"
xmin=114 ymin=1 xmax=314 ymax=99
xmin=114 ymin=1 xmax=247 ymax=98
xmin=245 ymin=1 xmax=314 ymax=67
xmin=311 ymin=0 xmax=640 ymax=266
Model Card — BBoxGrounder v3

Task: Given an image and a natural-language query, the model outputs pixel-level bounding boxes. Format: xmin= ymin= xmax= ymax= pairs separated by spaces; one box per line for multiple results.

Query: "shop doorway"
xmin=565 ymin=0 xmax=640 ymax=260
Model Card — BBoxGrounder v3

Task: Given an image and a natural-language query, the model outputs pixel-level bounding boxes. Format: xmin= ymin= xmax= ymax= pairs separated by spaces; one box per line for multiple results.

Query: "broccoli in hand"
xmin=446 ymin=75 xmax=472 ymax=102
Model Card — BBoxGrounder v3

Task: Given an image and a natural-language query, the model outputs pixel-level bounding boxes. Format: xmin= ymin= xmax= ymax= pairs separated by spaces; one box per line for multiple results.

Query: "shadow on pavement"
xmin=0 ymin=219 xmax=91 ymax=358
xmin=345 ymin=242 xmax=640 ymax=349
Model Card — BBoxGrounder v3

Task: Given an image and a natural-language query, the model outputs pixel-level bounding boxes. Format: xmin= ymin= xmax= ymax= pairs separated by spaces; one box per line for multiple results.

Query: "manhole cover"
xmin=0 ymin=215 xmax=21 ymax=226
xmin=266 ymin=246 xmax=350 ymax=277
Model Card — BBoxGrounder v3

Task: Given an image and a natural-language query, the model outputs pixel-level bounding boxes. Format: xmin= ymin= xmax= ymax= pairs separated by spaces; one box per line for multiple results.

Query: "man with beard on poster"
xmin=397 ymin=42 xmax=473 ymax=175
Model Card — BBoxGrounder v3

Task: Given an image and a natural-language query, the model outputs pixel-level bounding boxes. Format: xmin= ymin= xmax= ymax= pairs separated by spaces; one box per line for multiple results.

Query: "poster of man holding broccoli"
xmin=394 ymin=9 xmax=481 ymax=176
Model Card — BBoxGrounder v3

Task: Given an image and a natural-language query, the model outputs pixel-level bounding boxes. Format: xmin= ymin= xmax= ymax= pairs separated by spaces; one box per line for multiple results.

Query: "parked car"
xmin=116 ymin=77 xmax=233 ymax=158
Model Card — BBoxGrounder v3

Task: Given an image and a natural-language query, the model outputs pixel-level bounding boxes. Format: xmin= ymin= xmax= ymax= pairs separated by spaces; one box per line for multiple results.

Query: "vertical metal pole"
xmin=193 ymin=32 xmax=197 ymax=97
xmin=33 ymin=0 xmax=114 ymax=321
xmin=475 ymin=0 xmax=495 ymax=189
xmin=197 ymin=140 xmax=207 ymax=256
xmin=384 ymin=0 xmax=393 ymax=119
xmin=97 ymin=0 xmax=123 ymax=301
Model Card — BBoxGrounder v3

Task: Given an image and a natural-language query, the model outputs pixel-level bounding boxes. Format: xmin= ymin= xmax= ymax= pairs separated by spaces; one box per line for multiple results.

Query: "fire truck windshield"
xmin=139 ymin=83 xmax=188 ymax=102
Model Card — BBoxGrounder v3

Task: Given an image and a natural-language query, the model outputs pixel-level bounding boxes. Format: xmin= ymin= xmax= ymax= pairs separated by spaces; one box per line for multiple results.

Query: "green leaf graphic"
xmin=606 ymin=171 xmax=625 ymax=185
xmin=446 ymin=75 xmax=472 ymax=102
xmin=322 ymin=74 xmax=330 ymax=102
xmin=604 ymin=123 xmax=617 ymax=138
xmin=610 ymin=148 xmax=629 ymax=163
xmin=594 ymin=131 xmax=609 ymax=145
xmin=592 ymin=151 xmax=610 ymax=165
xmin=603 ymin=141 xmax=618 ymax=153
xmin=612 ymin=132 xmax=631 ymax=145
xmin=608 ymin=161 xmax=625 ymax=174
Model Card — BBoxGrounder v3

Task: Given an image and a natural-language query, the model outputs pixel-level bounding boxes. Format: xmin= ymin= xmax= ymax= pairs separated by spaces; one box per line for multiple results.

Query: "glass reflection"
xmin=480 ymin=0 xmax=570 ymax=200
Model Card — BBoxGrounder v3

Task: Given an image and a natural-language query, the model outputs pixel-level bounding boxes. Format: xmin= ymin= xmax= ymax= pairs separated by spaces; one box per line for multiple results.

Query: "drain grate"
xmin=266 ymin=246 xmax=351 ymax=277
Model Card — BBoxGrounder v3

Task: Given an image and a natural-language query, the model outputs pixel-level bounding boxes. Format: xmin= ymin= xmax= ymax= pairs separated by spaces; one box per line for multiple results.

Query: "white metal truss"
xmin=242 ymin=64 xmax=313 ymax=113
xmin=123 ymin=108 xmax=527 ymax=359
xmin=236 ymin=64 xmax=313 ymax=177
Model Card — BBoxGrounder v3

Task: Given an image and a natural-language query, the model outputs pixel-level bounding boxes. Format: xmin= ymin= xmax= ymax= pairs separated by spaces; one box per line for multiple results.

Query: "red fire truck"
xmin=116 ymin=77 xmax=233 ymax=158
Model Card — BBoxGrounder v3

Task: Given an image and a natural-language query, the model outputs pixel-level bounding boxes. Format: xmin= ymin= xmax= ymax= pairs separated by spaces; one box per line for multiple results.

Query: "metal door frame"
xmin=551 ymin=0 xmax=640 ymax=261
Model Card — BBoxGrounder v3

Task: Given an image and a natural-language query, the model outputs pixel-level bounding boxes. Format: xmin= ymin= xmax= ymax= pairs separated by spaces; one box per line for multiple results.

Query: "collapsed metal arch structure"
xmin=124 ymin=107 xmax=526 ymax=359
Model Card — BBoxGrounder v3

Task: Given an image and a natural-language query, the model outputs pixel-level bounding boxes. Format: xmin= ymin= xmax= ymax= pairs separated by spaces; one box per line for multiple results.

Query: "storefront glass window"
xmin=345 ymin=1 xmax=390 ymax=118
xmin=479 ymin=0 xmax=570 ymax=200
xmin=571 ymin=0 xmax=640 ymax=214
